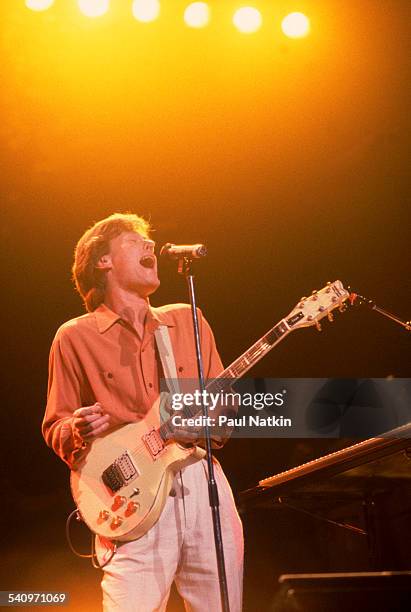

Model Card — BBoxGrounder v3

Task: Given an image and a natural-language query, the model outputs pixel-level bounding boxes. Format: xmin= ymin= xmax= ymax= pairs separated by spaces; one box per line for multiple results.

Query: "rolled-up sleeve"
xmin=42 ymin=329 xmax=85 ymax=467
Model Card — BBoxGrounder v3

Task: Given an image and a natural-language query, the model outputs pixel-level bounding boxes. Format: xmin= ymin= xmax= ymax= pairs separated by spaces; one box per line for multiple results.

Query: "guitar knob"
xmin=110 ymin=516 xmax=123 ymax=530
xmin=327 ymin=312 xmax=334 ymax=322
xmin=315 ymin=321 xmax=322 ymax=332
xmin=98 ymin=510 xmax=110 ymax=521
xmin=111 ymin=495 xmax=127 ymax=511
xmin=125 ymin=501 xmax=140 ymax=517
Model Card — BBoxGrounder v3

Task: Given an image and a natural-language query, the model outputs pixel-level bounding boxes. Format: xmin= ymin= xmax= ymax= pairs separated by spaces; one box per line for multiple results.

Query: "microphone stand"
xmin=353 ymin=293 xmax=411 ymax=331
xmin=176 ymin=255 xmax=230 ymax=612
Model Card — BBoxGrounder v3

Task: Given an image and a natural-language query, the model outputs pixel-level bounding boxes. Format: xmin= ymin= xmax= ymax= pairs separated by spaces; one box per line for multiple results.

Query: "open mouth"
xmin=139 ymin=255 xmax=155 ymax=269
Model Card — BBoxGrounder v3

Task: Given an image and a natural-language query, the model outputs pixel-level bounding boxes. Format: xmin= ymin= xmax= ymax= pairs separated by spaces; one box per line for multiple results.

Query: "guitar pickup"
xmin=142 ymin=428 xmax=165 ymax=459
xmin=102 ymin=452 xmax=139 ymax=493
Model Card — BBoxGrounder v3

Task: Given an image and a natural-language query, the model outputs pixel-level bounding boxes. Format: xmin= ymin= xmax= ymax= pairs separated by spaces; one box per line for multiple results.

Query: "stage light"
xmin=25 ymin=0 xmax=54 ymax=10
xmin=132 ymin=0 xmax=161 ymax=23
xmin=281 ymin=12 xmax=310 ymax=39
xmin=78 ymin=0 xmax=110 ymax=18
xmin=184 ymin=2 xmax=210 ymax=29
xmin=233 ymin=7 xmax=262 ymax=34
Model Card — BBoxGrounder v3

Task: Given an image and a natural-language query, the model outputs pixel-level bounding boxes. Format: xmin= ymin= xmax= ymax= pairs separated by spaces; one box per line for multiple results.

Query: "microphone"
xmin=160 ymin=243 xmax=207 ymax=259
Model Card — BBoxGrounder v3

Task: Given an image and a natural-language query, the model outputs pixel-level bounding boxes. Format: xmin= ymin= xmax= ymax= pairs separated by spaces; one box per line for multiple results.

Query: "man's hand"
xmin=72 ymin=403 xmax=110 ymax=442
xmin=165 ymin=426 xmax=200 ymax=445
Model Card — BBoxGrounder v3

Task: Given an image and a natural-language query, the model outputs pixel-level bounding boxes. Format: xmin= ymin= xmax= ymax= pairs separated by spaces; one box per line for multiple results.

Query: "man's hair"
xmin=72 ymin=212 xmax=151 ymax=312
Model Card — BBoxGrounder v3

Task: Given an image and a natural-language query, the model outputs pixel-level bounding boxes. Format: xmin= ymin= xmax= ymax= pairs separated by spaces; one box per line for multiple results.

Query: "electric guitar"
xmin=71 ymin=280 xmax=350 ymax=541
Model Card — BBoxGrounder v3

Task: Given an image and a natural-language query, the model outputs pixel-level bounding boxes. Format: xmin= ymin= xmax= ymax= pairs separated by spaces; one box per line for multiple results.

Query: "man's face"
xmin=101 ymin=231 xmax=160 ymax=298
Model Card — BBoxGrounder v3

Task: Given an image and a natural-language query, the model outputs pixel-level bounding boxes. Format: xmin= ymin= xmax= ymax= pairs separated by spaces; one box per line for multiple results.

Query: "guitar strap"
xmin=154 ymin=325 xmax=181 ymax=422
xmin=154 ymin=325 xmax=222 ymax=452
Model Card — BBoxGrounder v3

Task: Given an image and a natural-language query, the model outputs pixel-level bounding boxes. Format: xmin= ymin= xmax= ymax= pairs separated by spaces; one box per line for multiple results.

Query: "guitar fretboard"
xmin=158 ymin=318 xmax=290 ymax=440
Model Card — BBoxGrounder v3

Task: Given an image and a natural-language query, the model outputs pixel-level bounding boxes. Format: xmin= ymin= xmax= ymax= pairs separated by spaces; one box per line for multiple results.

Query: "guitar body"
xmin=71 ymin=400 xmax=205 ymax=542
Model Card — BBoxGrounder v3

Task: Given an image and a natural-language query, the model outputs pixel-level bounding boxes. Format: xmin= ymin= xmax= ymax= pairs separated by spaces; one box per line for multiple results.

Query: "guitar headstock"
xmin=285 ymin=280 xmax=350 ymax=331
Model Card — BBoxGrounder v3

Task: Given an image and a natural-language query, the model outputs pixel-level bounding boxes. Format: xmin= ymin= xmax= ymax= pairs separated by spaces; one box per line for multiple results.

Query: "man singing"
xmin=42 ymin=213 xmax=243 ymax=611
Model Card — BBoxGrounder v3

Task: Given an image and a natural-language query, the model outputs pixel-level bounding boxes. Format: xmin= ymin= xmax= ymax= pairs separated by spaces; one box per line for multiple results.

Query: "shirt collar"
xmin=94 ymin=303 xmax=175 ymax=334
xmin=94 ymin=304 xmax=122 ymax=333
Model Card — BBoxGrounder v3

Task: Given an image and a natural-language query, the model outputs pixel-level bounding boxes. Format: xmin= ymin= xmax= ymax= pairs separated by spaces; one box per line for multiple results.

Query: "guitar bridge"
xmin=102 ymin=451 xmax=139 ymax=493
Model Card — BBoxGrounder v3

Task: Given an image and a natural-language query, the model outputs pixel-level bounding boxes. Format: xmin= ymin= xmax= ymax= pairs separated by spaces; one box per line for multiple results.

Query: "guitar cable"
xmin=65 ymin=509 xmax=117 ymax=569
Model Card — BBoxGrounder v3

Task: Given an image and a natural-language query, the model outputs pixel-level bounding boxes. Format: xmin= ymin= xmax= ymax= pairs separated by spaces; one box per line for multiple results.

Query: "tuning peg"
xmin=315 ymin=321 xmax=322 ymax=332
xmin=339 ymin=304 xmax=347 ymax=313
xmin=327 ymin=312 xmax=334 ymax=322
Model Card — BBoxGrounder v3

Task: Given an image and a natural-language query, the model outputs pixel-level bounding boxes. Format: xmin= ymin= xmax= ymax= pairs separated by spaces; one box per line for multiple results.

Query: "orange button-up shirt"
xmin=42 ymin=303 xmax=224 ymax=467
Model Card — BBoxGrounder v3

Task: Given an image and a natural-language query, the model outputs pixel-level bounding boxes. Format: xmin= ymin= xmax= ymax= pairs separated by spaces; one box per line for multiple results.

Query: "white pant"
xmin=96 ymin=460 xmax=244 ymax=612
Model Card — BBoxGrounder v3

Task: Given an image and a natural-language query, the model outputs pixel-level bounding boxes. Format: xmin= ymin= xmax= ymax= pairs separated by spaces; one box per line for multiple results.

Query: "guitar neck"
xmin=207 ymin=318 xmax=290 ymax=393
xmin=158 ymin=317 xmax=291 ymax=438
xmin=158 ymin=279 xmax=350 ymax=440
